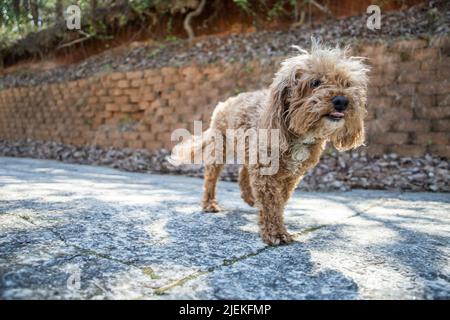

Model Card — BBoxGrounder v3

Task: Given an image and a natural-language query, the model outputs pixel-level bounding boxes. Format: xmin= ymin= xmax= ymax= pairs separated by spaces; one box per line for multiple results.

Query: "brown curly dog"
xmin=171 ymin=41 xmax=369 ymax=246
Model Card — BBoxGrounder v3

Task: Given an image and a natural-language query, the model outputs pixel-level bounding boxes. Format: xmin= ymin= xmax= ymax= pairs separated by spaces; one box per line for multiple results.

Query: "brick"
xmin=421 ymin=60 xmax=439 ymax=71
xmin=398 ymin=95 xmax=434 ymax=109
xmin=418 ymin=82 xmax=450 ymax=95
xmin=431 ymin=119 xmax=450 ymax=131
xmin=117 ymin=80 xmax=129 ymax=88
xmin=110 ymin=72 xmax=125 ymax=80
xmin=140 ymin=132 xmax=154 ymax=141
xmin=152 ymin=122 xmax=169 ymax=133
xmin=121 ymin=104 xmax=140 ymax=113
xmin=155 ymin=106 xmax=171 ymax=116
xmin=372 ymin=133 xmax=409 ymax=145
xmin=376 ymin=107 xmax=413 ymax=121
xmin=128 ymin=140 xmax=144 ymax=149
xmin=142 ymin=92 xmax=155 ymax=101
xmin=112 ymin=139 xmax=126 ymax=148
xmin=135 ymin=123 xmax=149 ymax=132
xmin=382 ymin=63 xmax=400 ymax=76
xmin=415 ymin=106 xmax=450 ymax=119
xmin=122 ymin=132 xmax=139 ymax=141
xmin=145 ymin=141 xmax=163 ymax=150
xmin=393 ymin=39 xmax=428 ymax=51
xmin=437 ymin=94 xmax=450 ymax=107
xmin=96 ymin=89 xmax=107 ymax=96
xmin=77 ymin=79 xmax=87 ymax=87
xmin=105 ymin=103 xmax=119 ymax=112
xmin=68 ymin=81 xmax=78 ymax=89
xmin=389 ymin=145 xmax=425 ymax=157
xmin=366 ymin=144 xmax=386 ymax=157
xmin=122 ymin=88 xmax=138 ymax=96
xmin=164 ymin=114 xmax=178 ymax=124
xmin=153 ymin=83 xmax=165 ymax=93
xmin=143 ymin=69 xmax=158 ymax=78
xmin=114 ymin=96 xmax=129 ymax=104
xmin=397 ymin=70 xmax=434 ymax=83
xmin=161 ymin=67 xmax=177 ymax=77
xmin=126 ymin=71 xmax=143 ymax=80
xmin=175 ymin=82 xmax=193 ymax=92
xmin=156 ymin=132 xmax=171 ymax=142
xmin=396 ymin=120 xmax=430 ymax=132
xmin=412 ymin=47 xmax=439 ymax=61
xmin=130 ymin=79 xmax=144 ymax=88
xmin=181 ymin=66 xmax=200 ymax=79
xmin=130 ymin=95 xmax=141 ymax=104
xmin=381 ymin=84 xmax=417 ymax=97
xmin=366 ymin=119 xmax=391 ymax=134
xmin=367 ymin=85 xmax=381 ymax=97
xmin=435 ymin=61 xmax=450 ymax=81
xmin=413 ymin=132 xmax=449 ymax=145
xmin=146 ymin=76 xmax=163 ymax=85
xmin=367 ymin=96 xmax=392 ymax=109
xmin=429 ymin=145 xmax=450 ymax=158
xmin=109 ymin=89 xmax=123 ymax=96
xmin=138 ymin=101 xmax=150 ymax=110
xmin=87 ymin=97 xmax=99 ymax=104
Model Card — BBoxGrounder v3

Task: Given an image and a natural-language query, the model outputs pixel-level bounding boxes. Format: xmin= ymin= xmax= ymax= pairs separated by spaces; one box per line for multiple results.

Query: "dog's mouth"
xmin=327 ymin=111 xmax=345 ymax=121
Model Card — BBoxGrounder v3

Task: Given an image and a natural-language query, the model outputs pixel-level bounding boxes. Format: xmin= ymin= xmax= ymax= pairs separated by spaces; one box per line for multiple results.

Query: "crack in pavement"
xmin=5 ymin=198 xmax=381 ymax=298
xmin=10 ymin=213 xmax=154 ymax=272
xmin=152 ymin=200 xmax=381 ymax=296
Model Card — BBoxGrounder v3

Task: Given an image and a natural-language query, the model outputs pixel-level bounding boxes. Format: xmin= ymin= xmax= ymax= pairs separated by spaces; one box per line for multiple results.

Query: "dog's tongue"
xmin=330 ymin=112 xmax=345 ymax=118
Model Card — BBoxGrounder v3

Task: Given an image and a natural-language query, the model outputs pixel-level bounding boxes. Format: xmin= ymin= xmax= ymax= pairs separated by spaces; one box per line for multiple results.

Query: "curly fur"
xmin=172 ymin=41 xmax=370 ymax=245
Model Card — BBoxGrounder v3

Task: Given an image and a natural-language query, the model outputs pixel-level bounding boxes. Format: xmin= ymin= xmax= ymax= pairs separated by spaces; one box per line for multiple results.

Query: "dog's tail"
xmin=168 ymin=128 xmax=218 ymax=166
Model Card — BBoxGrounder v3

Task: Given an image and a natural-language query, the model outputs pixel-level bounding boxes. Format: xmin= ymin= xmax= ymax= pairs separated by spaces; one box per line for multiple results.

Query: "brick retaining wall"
xmin=0 ymin=37 xmax=449 ymax=157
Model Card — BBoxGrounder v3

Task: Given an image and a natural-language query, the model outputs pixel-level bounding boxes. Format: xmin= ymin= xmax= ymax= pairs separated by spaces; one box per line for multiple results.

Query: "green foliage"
xmin=0 ymin=0 xmax=306 ymax=61
xmin=243 ymin=64 xmax=253 ymax=73
xmin=233 ymin=0 xmax=250 ymax=12
xmin=267 ymin=1 xmax=285 ymax=21
xmin=148 ymin=44 xmax=166 ymax=59
xmin=101 ymin=63 xmax=112 ymax=73
xmin=165 ymin=34 xmax=179 ymax=42
xmin=130 ymin=0 xmax=152 ymax=13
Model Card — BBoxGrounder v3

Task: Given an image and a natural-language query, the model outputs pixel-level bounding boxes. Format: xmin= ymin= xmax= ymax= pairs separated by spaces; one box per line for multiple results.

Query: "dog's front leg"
xmin=260 ymin=207 xmax=293 ymax=246
xmin=250 ymin=171 xmax=293 ymax=246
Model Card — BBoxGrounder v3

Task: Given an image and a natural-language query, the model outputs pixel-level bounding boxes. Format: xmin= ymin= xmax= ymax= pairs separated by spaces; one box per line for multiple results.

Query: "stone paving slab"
xmin=0 ymin=157 xmax=449 ymax=299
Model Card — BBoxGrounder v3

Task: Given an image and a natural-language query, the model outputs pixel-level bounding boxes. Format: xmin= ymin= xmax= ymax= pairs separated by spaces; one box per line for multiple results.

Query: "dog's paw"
xmin=202 ymin=202 xmax=221 ymax=213
xmin=261 ymin=231 xmax=294 ymax=246
xmin=241 ymin=194 xmax=255 ymax=207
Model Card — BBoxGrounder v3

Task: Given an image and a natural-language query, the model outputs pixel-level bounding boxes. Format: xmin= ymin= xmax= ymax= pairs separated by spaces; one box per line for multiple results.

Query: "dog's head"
xmin=261 ymin=40 xmax=370 ymax=153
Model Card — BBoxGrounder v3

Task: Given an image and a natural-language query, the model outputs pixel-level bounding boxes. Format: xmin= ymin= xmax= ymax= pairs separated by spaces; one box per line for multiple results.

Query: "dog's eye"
xmin=310 ymin=79 xmax=321 ymax=88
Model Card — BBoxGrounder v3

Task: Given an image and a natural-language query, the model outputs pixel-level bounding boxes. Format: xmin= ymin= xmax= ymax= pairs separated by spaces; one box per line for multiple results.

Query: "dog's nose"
xmin=332 ymin=96 xmax=349 ymax=112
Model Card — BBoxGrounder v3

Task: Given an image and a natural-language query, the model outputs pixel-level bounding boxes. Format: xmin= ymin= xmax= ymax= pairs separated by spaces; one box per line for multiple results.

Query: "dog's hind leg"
xmin=239 ymin=166 xmax=255 ymax=207
xmin=202 ymin=164 xmax=224 ymax=212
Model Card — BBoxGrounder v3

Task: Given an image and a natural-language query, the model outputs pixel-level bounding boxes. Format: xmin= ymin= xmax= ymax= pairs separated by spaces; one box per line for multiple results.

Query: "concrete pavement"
xmin=0 ymin=157 xmax=449 ymax=299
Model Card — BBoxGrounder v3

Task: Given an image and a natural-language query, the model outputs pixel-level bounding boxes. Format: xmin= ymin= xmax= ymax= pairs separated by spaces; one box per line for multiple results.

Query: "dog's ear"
xmin=260 ymin=54 xmax=309 ymax=153
xmin=259 ymin=74 xmax=292 ymax=154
